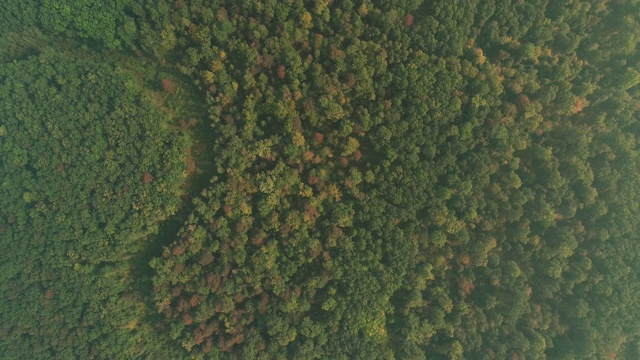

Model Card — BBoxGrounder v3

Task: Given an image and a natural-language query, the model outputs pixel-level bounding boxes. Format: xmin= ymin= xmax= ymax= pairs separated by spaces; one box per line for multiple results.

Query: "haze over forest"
xmin=1 ymin=0 xmax=640 ymax=359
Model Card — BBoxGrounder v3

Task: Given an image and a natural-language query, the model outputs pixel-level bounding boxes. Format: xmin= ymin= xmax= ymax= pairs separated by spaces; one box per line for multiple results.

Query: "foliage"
xmin=0 ymin=50 xmax=187 ymax=358
xmin=2 ymin=0 xmax=640 ymax=359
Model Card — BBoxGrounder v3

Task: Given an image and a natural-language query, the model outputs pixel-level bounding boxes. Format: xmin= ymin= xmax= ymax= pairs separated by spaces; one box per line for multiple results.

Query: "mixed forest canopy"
xmin=1 ymin=0 xmax=640 ymax=359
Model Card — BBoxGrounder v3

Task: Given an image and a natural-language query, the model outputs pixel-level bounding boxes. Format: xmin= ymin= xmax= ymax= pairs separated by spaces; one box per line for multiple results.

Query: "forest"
xmin=1 ymin=0 xmax=639 ymax=359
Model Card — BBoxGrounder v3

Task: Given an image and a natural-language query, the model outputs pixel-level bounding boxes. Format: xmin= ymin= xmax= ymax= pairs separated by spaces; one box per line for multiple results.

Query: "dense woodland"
xmin=1 ymin=0 xmax=640 ymax=359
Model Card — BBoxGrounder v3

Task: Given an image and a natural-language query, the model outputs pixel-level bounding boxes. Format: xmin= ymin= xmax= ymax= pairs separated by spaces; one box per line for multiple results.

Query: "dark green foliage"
xmin=0 ymin=0 xmax=134 ymax=47
xmin=2 ymin=0 xmax=640 ymax=359
xmin=0 ymin=51 xmax=187 ymax=358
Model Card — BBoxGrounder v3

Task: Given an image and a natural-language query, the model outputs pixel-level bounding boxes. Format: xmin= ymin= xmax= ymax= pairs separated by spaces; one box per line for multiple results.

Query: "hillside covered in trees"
xmin=1 ymin=0 xmax=640 ymax=359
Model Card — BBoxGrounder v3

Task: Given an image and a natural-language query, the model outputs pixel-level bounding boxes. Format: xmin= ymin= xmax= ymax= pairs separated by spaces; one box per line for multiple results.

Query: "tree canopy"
xmin=0 ymin=50 xmax=187 ymax=358
xmin=1 ymin=0 xmax=640 ymax=359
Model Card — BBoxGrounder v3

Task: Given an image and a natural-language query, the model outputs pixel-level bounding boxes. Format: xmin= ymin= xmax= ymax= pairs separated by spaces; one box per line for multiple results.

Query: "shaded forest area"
xmin=1 ymin=0 xmax=640 ymax=359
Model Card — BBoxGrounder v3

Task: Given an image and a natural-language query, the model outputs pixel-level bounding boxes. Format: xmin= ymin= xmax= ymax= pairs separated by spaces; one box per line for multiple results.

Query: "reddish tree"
xmin=194 ymin=330 xmax=205 ymax=345
xmin=207 ymin=273 xmax=221 ymax=292
xmin=280 ymin=224 xmax=291 ymax=235
xmin=310 ymin=242 xmax=323 ymax=259
xmin=277 ymin=65 xmax=286 ymax=79
xmin=353 ymin=149 xmax=362 ymax=161
xmin=203 ymin=338 xmax=213 ymax=353
xmin=173 ymin=246 xmax=185 ymax=256
xmin=304 ymin=204 xmax=320 ymax=224
xmin=323 ymin=251 xmax=331 ymax=261
xmin=345 ymin=73 xmax=356 ymax=87
xmin=143 ymin=172 xmax=154 ymax=184
xmin=314 ymin=132 xmax=324 ymax=144
xmin=199 ymin=253 xmax=215 ymax=266
xmin=174 ymin=263 xmax=185 ymax=274
xmin=161 ymin=78 xmax=175 ymax=93
xmin=218 ymin=338 xmax=231 ymax=352
xmin=177 ymin=298 xmax=190 ymax=312
xmin=258 ymin=293 xmax=270 ymax=313
xmin=292 ymin=117 xmax=303 ymax=131
xmin=257 ymin=339 xmax=266 ymax=351
xmin=403 ymin=14 xmax=414 ymax=27
xmin=179 ymin=118 xmax=198 ymax=129
xmin=459 ymin=278 xmax=475 ymax=295
xmin=303 ymin=150 xmax=315 ymax=162
xmin=303 ymin=98 xmax=315 ymax=111
xmin=45 ymin=289 xmax=55 ymax=299
xmin=186 ymin=151 xmax=197 ymax=175
xmin=251 ymin=234 xmax=265 ymax=247
xmin=572 ymin=98 xmax=586 ymax=113
xmin=344 ymin=178 xmax=354 ymax=188
xmin=230 ymin=333 xmax=244 ymax=346
xmin=217 ymin=8 xmax=228 ymax=21
xmin=172 ymin=286 xmax=183 ymax=298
